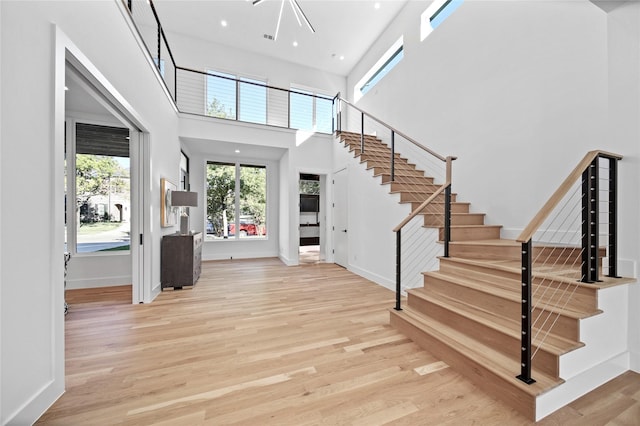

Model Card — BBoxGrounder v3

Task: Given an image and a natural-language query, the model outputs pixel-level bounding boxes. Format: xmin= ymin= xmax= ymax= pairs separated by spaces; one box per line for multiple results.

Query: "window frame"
xmin=66 ymin=118 xmax=132 ymax=256
xmin=205 ymin=69 xmax=268 ymax=125
xmin=205 ymin=161 xmax=269 ymax=242
xmin=289 ymin=85 xmax=334 ymax=134
xmin=354 ymin=36 xmax=404 ymax=101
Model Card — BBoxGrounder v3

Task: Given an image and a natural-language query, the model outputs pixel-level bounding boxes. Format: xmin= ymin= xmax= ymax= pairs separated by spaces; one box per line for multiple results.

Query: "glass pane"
xmin=299 ymin=180 xmax=320 ymax=195
xmin=239 ymin=78 xmax=267 ymax=124
xmin=316 ymin=96 xmax=333 ymax=134
xmin=206 ymin=163 xmax=236 ymax=240
xmin=76 ymin=154 xmax=131 ymax=253
xmin=289 ymin=89 xmax=313 ymax=131
xmin=239 ymin=165 xmax=267 ymax=239
xmin=206 ymin=72 xmax=237 ymax=119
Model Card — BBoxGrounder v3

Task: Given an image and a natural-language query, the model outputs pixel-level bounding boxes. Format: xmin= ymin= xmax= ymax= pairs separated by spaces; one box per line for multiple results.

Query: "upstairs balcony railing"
xmin=125 ymin=0 xmax=333 ymax=134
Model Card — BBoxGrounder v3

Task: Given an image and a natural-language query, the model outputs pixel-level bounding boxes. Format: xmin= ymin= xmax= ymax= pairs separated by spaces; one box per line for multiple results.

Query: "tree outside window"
xmin=206 ymin=162 xmax=266 ymax=240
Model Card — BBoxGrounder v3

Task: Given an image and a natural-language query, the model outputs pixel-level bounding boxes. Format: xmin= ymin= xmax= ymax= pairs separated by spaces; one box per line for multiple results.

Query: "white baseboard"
xmin=66 ymin=275 xmax=131 ymax=289
xmin=278 ymin=253 xmax=298 ymax=266
xmin=202 ymin=252 xmax=279 ymax=262
xmin=348 ymin=264 xmax=395 ymax=292
xmin=536 ymin=351 xmax=630 ymax=421
xmin=630 ymin=350 xmax=640 ymax=372
xmin=3 ymin=378 xmax=64 ymax=426
xmin=149 ymin=283 xmax=162 ymax=303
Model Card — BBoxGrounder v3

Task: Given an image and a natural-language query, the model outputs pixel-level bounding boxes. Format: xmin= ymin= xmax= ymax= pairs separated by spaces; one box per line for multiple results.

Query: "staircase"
xmin=336 ymin=131 xmax=631 ymax=421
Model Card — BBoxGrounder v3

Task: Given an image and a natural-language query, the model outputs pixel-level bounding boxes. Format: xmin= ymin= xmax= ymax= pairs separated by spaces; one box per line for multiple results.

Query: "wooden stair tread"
xmin=423 ymin=269 xmax=598 ymax=319
xmin=408 ymin=288 xmax=583 ymax=356
xmin=441 ymin=254 xmax=632 ymax=290
xmin=392 ymin=307 xmax=563 ymax=394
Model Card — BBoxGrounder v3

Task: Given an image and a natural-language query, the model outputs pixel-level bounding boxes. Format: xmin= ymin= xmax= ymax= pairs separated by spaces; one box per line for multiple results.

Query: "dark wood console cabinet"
xmin=161 ymin=232 xmax=202 ymax=289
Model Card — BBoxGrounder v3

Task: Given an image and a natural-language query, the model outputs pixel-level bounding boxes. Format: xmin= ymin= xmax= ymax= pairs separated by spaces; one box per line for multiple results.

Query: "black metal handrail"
xmin=515 ymin=150 xmax=623 ymax=385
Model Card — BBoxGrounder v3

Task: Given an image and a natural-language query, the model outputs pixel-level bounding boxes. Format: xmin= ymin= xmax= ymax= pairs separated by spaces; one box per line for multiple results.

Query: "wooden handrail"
xmin=337 ymin=97 xmax=449 ymax=162
xmin=516 ymin=150 xmax=623 ymax=243
xmin=393 ymin=156 xmax=454 ymax=232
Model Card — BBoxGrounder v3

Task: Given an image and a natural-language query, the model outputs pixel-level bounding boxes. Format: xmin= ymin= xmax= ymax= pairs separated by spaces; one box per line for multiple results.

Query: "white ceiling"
xmin=152 ymin=0 xmax=409 ymax=76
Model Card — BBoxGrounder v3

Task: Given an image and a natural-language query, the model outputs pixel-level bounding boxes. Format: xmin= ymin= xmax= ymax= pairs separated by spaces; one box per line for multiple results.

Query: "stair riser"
xmin=380 ymin=175 xmax=437 ymax=186
xmin=407 ymin=293 xmax=560 ymax=378
xmin=399 ymin=192 xmax=458 ymax=203
xmin=370 ymin=166 xmax=424 ymax=177
xmin=390 ymin=311 xmax=536 ymax=420
xmin=438 ymin=259 xmax=599 ymax=312
xmin=448 ymin=244 xmax=604 ymax=268
xmin=424 ymin=274 xmax=580 ymax=342
xmin=389 ymin=182 xmax=441 ymax=193
xmin=411 ymin=202 xmax=469 ymax=213
xmin=439 ymin=226 xmax=501 ymax=241
xmin=424 ymin=213 xmax=487 ymax=227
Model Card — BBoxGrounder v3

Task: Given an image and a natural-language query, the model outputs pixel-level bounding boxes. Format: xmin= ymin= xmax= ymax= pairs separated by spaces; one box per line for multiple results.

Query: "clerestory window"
xmin=355 ymin=36 xmax=404 ymax=101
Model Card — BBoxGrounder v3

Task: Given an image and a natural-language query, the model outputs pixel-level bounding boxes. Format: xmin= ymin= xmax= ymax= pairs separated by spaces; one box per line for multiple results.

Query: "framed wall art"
xmin=161 ymin=178 xmax=177 ymax=227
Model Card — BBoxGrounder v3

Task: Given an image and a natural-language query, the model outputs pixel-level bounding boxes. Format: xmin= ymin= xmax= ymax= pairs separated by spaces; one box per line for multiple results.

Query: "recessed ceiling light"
xmin=293 ymin=41 xmax=298 ymax=47
xmin=340 ymin=55 xmax=345 ymax=60
xmin=235 ymin=149 xmax=240 ymax=153
xmin=221 ymin=20 xmax=228 ymax=27
xmin=374 ymin=2 xmax=381 ymax=9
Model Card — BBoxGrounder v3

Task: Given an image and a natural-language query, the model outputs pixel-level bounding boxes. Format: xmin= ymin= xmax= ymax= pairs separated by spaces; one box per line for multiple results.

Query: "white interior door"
xmin=333 ymin=168 xmax=348 ymax=267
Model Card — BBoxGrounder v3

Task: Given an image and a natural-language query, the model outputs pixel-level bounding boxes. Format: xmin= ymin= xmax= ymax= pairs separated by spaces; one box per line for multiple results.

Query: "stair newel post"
xmin=443 ymin=156 xmax=453 ymax=257
xmin=395 ymin=229 xmax=402 ymax=311
xmin=333 ymin=93 xmax=341 ymax=134
xmin=444 ymin=186 xmax=451 ymax=258
xmin=607 ymin=156 xmax=619 ymax=278
xmin=517 ymin=240 xmax=536 ymax=384
xmin=390 ymin=131 xmax=395 ymax=182
xmin=360 ymin=112 xmax=365 ymax=153
xmin=581 ymin=158 xmax=599 ymax=283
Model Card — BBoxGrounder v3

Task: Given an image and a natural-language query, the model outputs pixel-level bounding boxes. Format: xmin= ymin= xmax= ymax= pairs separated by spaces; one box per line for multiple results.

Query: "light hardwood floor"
xmin=39 ymin=258 xmax=640 ymax=425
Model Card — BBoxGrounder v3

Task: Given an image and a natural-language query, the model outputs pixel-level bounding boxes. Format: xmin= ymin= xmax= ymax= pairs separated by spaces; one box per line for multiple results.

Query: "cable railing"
xmin=515 ymin=150 xmax=623 ymax=384
xmin=124 ymin=0 xmax=333 ymax=134
xmin=333 ymin=96 xmax=456 ymax=310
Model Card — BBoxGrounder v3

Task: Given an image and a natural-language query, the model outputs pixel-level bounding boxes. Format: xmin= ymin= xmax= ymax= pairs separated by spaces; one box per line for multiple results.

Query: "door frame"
xmin=56 ymin=29 xmax=152 ymax=303
xmin=333 ymin=167 xmax=348 ymax=267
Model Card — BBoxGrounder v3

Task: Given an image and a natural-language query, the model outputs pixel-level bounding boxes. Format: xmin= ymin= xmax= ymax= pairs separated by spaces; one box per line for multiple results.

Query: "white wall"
xmin=348 ymin=0 xmax=609 ymax=235
xmin=606 ymin=1 xmax=640 ymax=369
xmin=0 ymin=1 xmax=181 ymax=423
xmin=346 ymin=0 xmax=639 ymax=367
xmin=168 ymin=31 xmax=346 ymax=99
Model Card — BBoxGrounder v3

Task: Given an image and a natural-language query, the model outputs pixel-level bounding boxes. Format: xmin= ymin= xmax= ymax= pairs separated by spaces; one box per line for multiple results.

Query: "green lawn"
xmin=78 ymin=222 xmax=123 ymax=235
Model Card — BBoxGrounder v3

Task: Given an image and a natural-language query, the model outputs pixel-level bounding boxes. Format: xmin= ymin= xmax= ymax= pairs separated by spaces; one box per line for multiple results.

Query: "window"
xmin=239 ymin=78 xmax=267 ymax=124
xmin=355 ymin=36 xmax=404 ymax=101
xmin=421 ymin=0 xmax=464 ymax=41
xmin=206 ymin=71 xmax=237 ymax=119
xmin=206 ymin=70 xmax=268 ymax=124
xmin=72 ymin=123 xmax=131 ymax=253
xmin=206 ymin=162 xmax=267 ymax=241
xmin=180 ymin=151 xmax=189 ymax=190
xmin=154 ymin=58 xmax=165 ymax=78
xmin=289 ymin=87 xmax=333 ymax=134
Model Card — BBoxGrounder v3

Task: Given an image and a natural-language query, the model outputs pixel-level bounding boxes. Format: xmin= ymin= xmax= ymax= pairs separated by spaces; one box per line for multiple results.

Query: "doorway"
xmin=64 ymin=57 xmax=148 ymax=305
xmin=333 ymin=168 xmax=348 ymax=268
xmin=299 ymin=173 xmax=321 ymax=264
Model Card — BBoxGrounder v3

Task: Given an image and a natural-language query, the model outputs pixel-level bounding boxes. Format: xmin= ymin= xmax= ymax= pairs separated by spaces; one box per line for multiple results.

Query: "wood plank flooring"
xmin=39 ymin=258 xmax=640 ymax=425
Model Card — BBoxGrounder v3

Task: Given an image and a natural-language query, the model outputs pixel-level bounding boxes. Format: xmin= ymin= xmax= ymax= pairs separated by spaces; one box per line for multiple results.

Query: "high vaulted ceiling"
xmin=151 ymin=0 xmax=409 ymax=76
